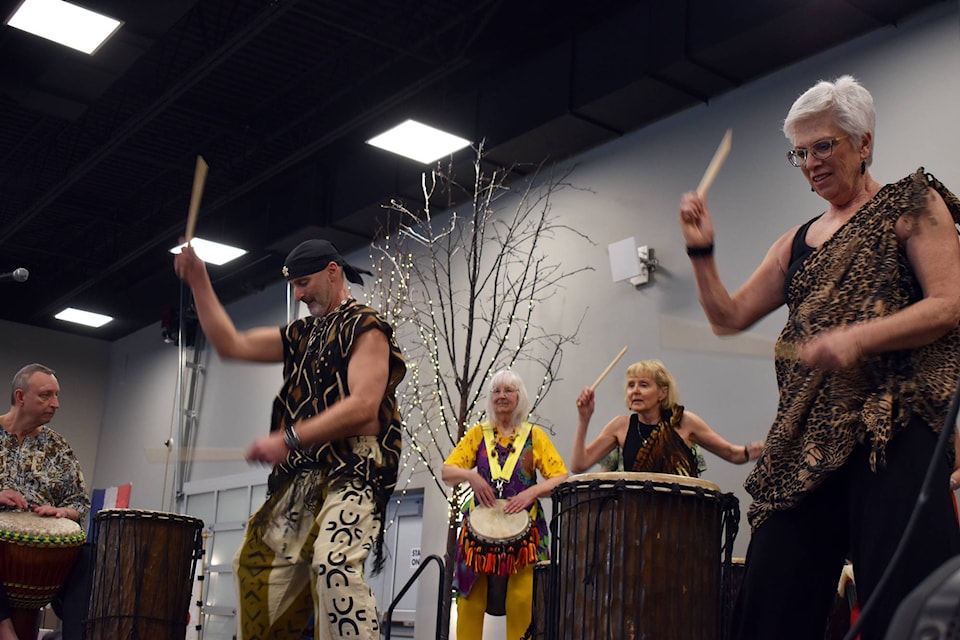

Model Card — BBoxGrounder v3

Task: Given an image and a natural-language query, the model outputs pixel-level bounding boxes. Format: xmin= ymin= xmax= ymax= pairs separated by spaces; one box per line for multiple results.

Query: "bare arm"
xmin=679 ymin=192 xmax=789 ymax=334
xmin=245 ymin=328 xmax=391 ymax=463
xmin=571 ymin=387 xmax=625 ymax=473
xmin=508 ymin=428 xmax=571 ymax=512
xmin=681 ymin=410 xmax=764 ymax=464
xmin=505 ymin=472 xmax=570 ymax=514
xmin=441 ymin=464 xmax=497 ymax=507
xmin=174 ymin=242 xmax=284 ymax=362
xmin=801 ymin=190 xmax=960 ymax=370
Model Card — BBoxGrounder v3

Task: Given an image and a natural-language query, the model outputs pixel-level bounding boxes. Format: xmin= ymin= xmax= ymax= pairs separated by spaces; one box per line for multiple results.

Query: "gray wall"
xmin=0 ymin=318 xmax=108 ymax=493
xmin=91 ymin=282 xmax=289 ymax=510
xmin=1 ymin=4 xmax=956 ymax=637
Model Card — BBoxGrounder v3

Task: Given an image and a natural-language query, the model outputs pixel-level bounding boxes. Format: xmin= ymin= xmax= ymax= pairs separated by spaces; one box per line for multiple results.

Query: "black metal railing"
xmin=383 ymin=554 xmax=445 ymax=640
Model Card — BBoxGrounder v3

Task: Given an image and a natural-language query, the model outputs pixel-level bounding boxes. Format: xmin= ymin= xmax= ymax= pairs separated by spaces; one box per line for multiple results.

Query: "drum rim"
xmin=93 ymin=508 xmax=204 ymax=526
xmin=560 ymin=471 xmax=720 ymax=492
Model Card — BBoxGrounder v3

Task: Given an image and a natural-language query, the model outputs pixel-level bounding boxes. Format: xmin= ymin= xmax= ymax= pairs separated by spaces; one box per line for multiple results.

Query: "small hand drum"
xmin=528 ymin=560 xmax=553 ymax=638
xmin=461 ymin=499 xmax=536 ymax=575
xmin=0 ymin=510 xmax=85 ymax=640
xmin=468 ymin=500 xmax=531 ymax=545
xmin=0 ymin=510 xmax=85 ymax=608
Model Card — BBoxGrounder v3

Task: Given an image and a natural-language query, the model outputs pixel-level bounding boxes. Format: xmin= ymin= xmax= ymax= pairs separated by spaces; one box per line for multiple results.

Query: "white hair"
xmin=484 ymin=369 xmax=531 ymax=428
xmin=782 ymin=75 xmax=876 ymax=166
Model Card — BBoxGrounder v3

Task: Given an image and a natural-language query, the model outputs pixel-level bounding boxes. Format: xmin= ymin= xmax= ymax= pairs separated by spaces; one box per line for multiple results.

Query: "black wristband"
xmin=743 ymin=444 xmax=749 ymax=461
xmin=284 ymin=425 xmax=302 ymax=451
xmin=686 ymin=243 xmax=714 ymax=258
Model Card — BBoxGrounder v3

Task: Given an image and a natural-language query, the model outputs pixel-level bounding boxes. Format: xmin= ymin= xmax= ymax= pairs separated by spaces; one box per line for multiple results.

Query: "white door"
xmin=367 ymin=490 xmax=424 ymax=638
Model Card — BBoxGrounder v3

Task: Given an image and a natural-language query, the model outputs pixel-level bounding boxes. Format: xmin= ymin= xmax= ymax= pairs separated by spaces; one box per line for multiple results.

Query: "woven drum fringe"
xmin=460 ymin=524 xmax=541 ymax=575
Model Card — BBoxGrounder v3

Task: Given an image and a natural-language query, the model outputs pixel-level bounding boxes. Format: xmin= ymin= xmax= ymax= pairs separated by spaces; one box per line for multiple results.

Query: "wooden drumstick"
xmin=697 ymin=129 xmax=732 ymax=198
xmin=591 ymin=346 xmax=628 ymax=390
xmin=578 ymin=346 xmax=628 ymax=407
xmin=184 ymin=155 xmax=209 ymax=242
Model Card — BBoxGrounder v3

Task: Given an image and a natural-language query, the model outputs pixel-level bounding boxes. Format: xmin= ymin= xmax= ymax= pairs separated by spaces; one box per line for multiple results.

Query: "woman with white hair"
xmin=678 ymin=75 xmax=960 ymax=639
xmin=442 ymin=369 xmax=568 ymax=640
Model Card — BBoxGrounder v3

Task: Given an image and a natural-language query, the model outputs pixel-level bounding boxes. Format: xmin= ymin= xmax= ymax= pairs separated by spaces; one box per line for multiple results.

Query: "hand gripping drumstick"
xmin=697 ymin=129 xmax=732 ymax=198
xmin=577 ymin=346 xmax=628 ymax=407
xmin=184 ymin=155 xmax=209 ymax=242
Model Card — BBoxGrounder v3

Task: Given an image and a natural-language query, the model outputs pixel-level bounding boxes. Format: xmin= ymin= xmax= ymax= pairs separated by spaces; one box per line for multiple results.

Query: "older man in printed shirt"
xmin=0 ymin=363 xmax=89 ymax=640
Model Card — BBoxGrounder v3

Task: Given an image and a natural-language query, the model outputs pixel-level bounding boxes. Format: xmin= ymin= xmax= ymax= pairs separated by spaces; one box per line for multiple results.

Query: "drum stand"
xmin=193 ymin=530 xmax=211 ymax=640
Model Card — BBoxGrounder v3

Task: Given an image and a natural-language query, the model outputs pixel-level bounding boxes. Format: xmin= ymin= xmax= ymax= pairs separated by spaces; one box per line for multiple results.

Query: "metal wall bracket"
xmin=629 ymin=246 xmax=658 ymax=286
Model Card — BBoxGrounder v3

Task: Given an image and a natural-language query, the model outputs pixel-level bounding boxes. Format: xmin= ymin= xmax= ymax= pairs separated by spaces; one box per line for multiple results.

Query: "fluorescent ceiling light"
xmin=55 ymin=307 xmax=113 ymax=328
xmin=366 ymin=119 xmax=471 ymax=164
xmin=5 ymin=0 xmax=122 ymax=55
xmin=170 ymin=237 xmax=248 ymax=266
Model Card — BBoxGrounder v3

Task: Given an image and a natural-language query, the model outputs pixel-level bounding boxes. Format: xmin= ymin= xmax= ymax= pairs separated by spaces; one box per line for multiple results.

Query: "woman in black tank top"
xmin=570 ymin=359 xmax=763 ymax=475
xmin=677 ymin=74 xmax=960 ymax=640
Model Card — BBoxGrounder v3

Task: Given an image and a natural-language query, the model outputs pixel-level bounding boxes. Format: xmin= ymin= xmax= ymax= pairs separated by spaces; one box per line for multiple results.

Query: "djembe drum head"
xmin=468 ymin=500 xmax=531 ymax=543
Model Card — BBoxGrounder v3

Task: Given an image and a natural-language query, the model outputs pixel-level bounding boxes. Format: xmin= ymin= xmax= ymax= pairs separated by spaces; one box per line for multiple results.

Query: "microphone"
xmin=0 ymin=268 xmax=29 ymax=283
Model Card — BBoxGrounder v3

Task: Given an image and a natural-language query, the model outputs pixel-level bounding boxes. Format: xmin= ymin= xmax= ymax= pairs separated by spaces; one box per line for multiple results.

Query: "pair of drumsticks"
xmin=578 ymin=128 xmax=732 ymax=405
xmin=171 ymin=130 xmax=733 ymax=440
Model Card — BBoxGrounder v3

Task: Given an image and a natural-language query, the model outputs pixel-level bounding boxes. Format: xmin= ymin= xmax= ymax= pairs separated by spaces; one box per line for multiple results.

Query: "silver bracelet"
xmin=284 ymin=425 xmax=302 ymax=451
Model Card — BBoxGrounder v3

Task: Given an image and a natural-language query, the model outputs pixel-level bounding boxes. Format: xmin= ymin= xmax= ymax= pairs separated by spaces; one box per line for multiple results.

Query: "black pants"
xmin=51 ymin=542 xmax=94 ymax=640
xmin=731 ymin=418 xmax=960 ymax=640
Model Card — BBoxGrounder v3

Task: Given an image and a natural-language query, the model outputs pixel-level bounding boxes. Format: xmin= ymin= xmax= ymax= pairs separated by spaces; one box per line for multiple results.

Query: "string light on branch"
xmin=365 ymin=144 xmax=592 ymax=626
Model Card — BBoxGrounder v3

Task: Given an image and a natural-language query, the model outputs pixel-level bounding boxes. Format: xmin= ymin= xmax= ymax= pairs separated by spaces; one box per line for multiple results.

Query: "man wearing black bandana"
xmin=175 ymin=238 xmax=405 ymax=640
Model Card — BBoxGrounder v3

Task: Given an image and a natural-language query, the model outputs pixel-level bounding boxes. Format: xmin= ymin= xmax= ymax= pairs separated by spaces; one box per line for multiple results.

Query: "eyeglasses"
xmin=786 ymin=136 xmax=848 ymax=167
xmin=492 ymin=387 xmax=518 ymax=395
